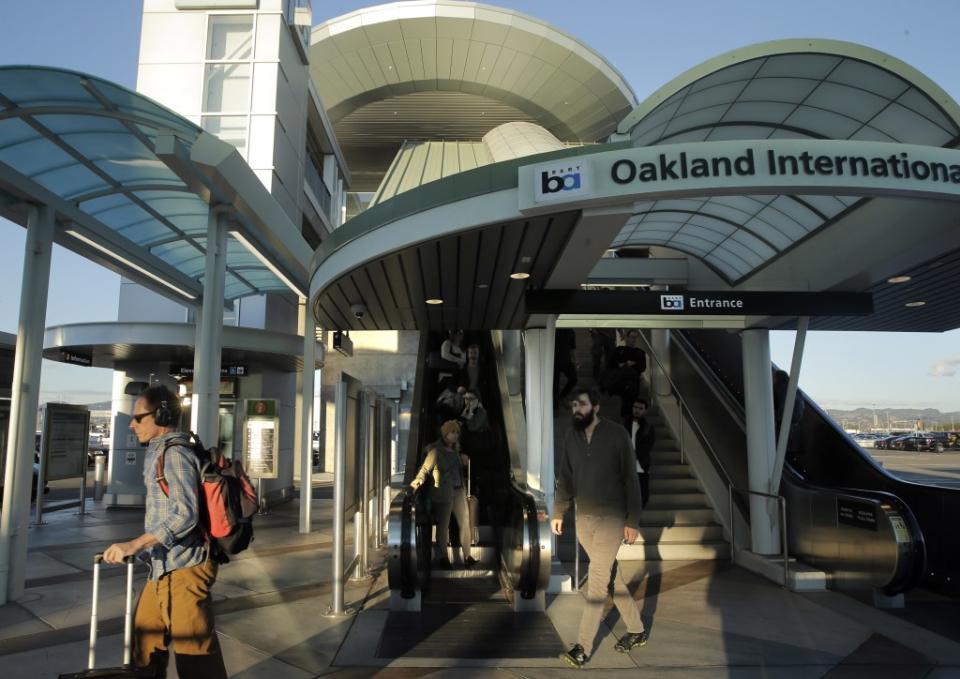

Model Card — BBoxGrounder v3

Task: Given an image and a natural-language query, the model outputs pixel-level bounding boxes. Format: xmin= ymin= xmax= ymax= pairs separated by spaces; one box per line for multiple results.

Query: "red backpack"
xmin=156 ymin=433 xmax=258 ymax=560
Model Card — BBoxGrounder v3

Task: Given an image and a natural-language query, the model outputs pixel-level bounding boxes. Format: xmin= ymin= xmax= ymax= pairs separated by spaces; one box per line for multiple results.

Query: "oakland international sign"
xmin=519 ymin=139 xmax=960 ymax=212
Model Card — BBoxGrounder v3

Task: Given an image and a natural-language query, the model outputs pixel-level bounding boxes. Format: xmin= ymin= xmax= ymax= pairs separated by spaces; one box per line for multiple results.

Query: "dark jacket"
xmin=552 ymin=418 xmax=644 ymax=527
xmin=628 ymin=417 xmax=655 ymax=473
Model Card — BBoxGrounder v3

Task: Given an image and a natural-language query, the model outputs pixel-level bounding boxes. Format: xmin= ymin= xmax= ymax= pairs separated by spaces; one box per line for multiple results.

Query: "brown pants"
xmin=577 ymin=515 xmax=645 ymax=654
xmin=133 ymin=558 xmax=228 ymax=679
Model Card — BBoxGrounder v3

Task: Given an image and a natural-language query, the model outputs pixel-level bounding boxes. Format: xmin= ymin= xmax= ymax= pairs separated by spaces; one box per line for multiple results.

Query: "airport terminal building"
xmin=1 ymin=0 xmax=960 ymax=667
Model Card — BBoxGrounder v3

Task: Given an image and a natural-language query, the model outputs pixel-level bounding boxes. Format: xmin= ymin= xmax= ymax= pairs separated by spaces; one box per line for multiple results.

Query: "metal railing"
xmin=728 ymin=485 xmax=789 ymax=587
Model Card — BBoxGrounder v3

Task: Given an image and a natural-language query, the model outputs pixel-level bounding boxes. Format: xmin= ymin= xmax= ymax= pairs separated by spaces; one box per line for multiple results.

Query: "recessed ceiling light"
xmin=905 ymin=301 xmax=926 ymax=307
xmin=477 ymin=284 xmax=489 ymax=289
xmin=887 ymin=275 xmax=912 ymax=284
xmin=510 ymin=272 xmax=530 ymax=280
xmin=425 ymin=298 xmax=443 ymax=305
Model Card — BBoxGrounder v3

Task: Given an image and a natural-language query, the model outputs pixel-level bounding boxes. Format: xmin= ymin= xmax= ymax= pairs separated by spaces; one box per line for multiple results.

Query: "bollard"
xmin=93 ymin=455 xmax=106 ymax=501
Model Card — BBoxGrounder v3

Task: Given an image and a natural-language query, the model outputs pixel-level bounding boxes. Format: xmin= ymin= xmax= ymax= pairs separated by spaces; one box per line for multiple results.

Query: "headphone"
xmin=154 ymin=399 xmax=174 ymax=427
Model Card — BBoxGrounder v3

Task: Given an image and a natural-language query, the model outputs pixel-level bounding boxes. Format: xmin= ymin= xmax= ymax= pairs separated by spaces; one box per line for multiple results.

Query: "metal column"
xmin=742 ymin=328 xmax=780 ymax=554
xmin=325 ymin=380 xmax=355 ymax=617
xmin=191 ymin=208 xmax=228 ymax=446
xmin=771 ymin=318 xmax=809 ymax=494
xmin=523 ymin=317 xmax=555 ymax=500
xmin=298 ymin=301 xmax=317 ymax=534
xmin=0 ymin=204 xmax=55 ymax=604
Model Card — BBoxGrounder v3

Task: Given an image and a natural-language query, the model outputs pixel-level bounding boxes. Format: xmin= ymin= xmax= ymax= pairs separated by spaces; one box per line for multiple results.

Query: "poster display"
xmin=40 ymin=403 xmax=90 ymax=482
xmin=243 ymin=399 xmax=278 ymax=479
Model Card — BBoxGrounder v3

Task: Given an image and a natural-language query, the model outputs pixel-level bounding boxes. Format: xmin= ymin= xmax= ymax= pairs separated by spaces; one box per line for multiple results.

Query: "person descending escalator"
xmin=603 ymin=329 xmax=647 ymax=420
xmin=625 ymin=397 xmax=655 ymax=508
xmin=409 ymin=420 xmax=478 ymax=570
xmin=458 ymin=388 xmax=491 ymax=520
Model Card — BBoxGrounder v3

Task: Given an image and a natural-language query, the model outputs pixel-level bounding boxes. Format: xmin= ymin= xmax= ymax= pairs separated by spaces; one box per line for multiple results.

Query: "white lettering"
xmin=689 ymin=297 xmax=744 ymax=309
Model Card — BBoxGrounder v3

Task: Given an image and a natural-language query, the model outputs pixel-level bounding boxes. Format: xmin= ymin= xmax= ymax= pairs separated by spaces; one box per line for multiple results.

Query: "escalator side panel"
xmin=678 ymin=330 xmax=942 ymax=595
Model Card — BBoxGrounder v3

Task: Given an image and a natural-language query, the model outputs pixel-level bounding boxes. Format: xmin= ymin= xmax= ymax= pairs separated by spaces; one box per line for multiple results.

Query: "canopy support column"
xmin=191 ymin=207 xmax=228 ymax=446
xmin=742 ymin=327 xmax=780 ymax=555
xmin=771 ymin=318 xmax=808 ymax=495
xmin=298 ymin=301 xmax=318 ymax=534
xmin=0 ymin=204 xmax=54 ymax=604
xmin=523 ymin=316 xmax=555 ymax=500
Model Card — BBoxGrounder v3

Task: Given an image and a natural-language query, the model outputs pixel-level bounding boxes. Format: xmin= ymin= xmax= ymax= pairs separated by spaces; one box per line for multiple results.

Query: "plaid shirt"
xmin=140 ymin=432 xmax=207 ymax=579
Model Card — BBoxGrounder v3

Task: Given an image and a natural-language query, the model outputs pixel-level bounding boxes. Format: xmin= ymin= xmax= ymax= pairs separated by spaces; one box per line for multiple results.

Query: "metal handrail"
xmin=637 ymin=332 xmax=735 ymax=489
xmin=728 ymin=485 xmax=790 ymax=588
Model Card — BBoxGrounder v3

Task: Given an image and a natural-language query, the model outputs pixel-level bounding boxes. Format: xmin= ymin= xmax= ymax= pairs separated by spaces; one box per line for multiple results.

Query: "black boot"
xmin=614 ymin=630 xmax=648 ymax=653
xmin=560 ymin=643 xmax=587 ymax=668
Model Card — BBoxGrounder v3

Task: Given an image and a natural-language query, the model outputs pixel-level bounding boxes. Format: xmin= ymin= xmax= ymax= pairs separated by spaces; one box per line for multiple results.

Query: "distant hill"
xmin=826 ymin=407 xmax=960 ymax=431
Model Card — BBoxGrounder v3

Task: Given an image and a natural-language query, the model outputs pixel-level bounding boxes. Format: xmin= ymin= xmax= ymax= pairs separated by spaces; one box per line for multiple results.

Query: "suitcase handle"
xmin=89 ymin=553 xmax=137 ymax=670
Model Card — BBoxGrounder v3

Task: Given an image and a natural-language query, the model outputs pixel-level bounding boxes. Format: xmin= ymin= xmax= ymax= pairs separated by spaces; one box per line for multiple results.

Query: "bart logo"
xmin=660 ymin=295 xmax=685 ymax=311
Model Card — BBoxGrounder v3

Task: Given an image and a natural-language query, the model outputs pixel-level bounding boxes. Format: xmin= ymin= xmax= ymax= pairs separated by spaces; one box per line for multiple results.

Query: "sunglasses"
xmin=131 ymin=410 xmax=156 ymax=424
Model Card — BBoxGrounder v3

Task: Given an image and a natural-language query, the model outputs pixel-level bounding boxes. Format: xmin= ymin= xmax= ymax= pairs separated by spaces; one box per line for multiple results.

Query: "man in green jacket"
xmin=552 ymin=387 xmax=647 ymax=668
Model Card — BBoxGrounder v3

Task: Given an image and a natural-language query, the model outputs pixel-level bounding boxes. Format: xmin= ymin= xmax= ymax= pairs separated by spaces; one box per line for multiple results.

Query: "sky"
xmin=0 ymin=0 xmax=958 ymax=412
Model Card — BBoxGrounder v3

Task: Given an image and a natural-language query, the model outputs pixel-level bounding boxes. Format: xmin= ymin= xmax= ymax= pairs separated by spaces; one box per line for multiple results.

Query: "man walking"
xmin=103 ymin=385 xmax=228 ymax=678
xmin=552 ymin=388 xmax=647 ymax=668
xmin=626 ymin=398 xmax=655 ymax=508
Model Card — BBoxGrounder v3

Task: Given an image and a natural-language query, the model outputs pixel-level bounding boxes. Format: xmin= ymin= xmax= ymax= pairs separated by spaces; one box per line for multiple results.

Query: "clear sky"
xmin=0 ymin=0 xmax=958 ymax=412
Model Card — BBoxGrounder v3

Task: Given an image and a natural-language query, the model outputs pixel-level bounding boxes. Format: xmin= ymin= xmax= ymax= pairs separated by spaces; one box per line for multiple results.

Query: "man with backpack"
xmin=103 ymin=385 xmax=228 ymax=679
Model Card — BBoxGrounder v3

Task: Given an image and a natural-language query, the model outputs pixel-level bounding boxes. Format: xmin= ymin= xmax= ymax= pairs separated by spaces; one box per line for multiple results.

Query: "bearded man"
xmin=551 ymin=387 xmax=647 ymax=668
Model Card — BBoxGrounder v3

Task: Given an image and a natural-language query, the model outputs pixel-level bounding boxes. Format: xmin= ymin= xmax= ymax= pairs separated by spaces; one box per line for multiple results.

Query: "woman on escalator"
xmin=409 ymin=420 xmax=477 ymax=569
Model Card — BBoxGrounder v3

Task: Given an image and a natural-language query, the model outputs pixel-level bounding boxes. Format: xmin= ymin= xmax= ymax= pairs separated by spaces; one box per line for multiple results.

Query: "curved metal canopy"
xmin=310 ymin=0 xmax=637 ymax=143
xmin=609 ymin=40 xmax=960 ymax=282
xmin=0 ymin=67 xmax=310 ymax=303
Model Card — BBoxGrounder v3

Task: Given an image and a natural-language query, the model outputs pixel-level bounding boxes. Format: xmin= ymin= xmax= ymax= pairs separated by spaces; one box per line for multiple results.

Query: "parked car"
xmin=873 ymin=435 xmax=899 ymax=450
xmin=890 ymin=433 xmax=938 ymax=452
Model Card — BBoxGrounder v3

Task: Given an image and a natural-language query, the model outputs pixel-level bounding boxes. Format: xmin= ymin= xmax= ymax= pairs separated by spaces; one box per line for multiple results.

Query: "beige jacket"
xmin=412 ymin=440 xmax=464 ymax=502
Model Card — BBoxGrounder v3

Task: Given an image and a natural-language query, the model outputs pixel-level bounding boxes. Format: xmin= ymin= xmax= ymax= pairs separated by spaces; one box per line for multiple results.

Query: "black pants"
xmin=638 ymin=472 xmax=649 ymax=508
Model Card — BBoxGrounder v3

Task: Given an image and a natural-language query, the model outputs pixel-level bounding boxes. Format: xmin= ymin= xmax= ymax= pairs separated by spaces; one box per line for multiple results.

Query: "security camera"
xmin=350 ymin=303 xmax=367 ymax=319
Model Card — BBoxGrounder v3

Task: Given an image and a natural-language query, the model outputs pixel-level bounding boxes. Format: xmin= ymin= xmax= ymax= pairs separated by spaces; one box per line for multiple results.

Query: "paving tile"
xmin=23 ymin=551 xmax=81 ymax=580
xmin=0 ymin=602 xmax=51 ymax=641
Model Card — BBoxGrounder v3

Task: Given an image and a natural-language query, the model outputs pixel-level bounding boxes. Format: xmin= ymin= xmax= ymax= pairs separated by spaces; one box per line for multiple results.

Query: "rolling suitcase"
xmin=466 ymin=459 xmax=479 ymax=546
xmin=58 ymin=553 xmax=159 ymax=679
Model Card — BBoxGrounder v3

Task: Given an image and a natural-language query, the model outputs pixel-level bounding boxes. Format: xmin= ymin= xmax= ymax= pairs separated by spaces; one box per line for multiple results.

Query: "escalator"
xmin=668 ymin=329 xmax=941 ymax=596
xmin=384 ymin=330 xmax=558 ymax=657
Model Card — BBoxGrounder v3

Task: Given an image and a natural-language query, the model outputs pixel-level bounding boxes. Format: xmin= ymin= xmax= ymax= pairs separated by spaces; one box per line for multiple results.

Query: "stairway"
xmin=558 ymin=329 xmax=729 ymax=561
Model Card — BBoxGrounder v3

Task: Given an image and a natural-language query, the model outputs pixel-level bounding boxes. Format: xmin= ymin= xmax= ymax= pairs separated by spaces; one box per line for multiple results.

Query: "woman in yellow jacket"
xmin=410 ymin=420 xmax=477 ymax=568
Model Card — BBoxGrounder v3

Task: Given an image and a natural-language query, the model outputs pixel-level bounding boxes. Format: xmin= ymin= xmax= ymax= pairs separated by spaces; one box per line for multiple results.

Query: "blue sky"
xmin=0 ymin=0 xmax=958 ymax=411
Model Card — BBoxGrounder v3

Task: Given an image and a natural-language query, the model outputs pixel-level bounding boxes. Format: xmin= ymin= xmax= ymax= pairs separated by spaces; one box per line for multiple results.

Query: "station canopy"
xmin=0 ymin=67 xmax=311 ymax=305
xmin=310 ymin=39 xmax=960 ymax=333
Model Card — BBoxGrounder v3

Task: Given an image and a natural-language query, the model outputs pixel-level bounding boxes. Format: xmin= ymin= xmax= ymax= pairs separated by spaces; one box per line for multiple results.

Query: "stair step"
xmin=617 ymin=541 xmax=730 ymax=561
xmin=431 ymin=569 xmax=498 ymax=579
xmin=650 ymin=451 xmax=686 ymax=464
xmin=650 ymin=465 xmax=693 ymax=478
xmin=642 ymin=508 xmax=717 ymax=524
xmin=645 ymin=493 xmax=711 ymax=509
xmin=635 ymin=524 xmax=725 ymax=542
xmin=648 ymin=478 xmax=702 ymax=493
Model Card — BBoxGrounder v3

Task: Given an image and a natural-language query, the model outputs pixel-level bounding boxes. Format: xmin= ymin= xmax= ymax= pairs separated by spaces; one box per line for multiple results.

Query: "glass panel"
xmin=118 ymin=220 xmax=173 ymax=246
xmin=92 ymin=158 xmax=182 ymax=186
xmin=204 ymin=63 xmax=250 ymax=112
xmin=207 ymin=15 xmax=254 ymax=60
xmin=756 ymin=54 xmax=841 ymax=80
xmin=870 ymin=103 xmax=950 ymax=145
xmin=0 ymin=138 xmax=76 ymax=176
xmin=805 ymin=82 xmax=887 ymax=124
xmin=741 ymin=217 xmax=793 ymax=250
xmin=202 ymin=115 xmax=248 ymax=155
xmin=33 ymin=163 xmax=108 ymax=199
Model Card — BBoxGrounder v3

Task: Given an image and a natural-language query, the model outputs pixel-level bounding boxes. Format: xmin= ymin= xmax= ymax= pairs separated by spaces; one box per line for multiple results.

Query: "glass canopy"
xmin=0 ymin=67 xmax=300 ymax=302
xmin=613 ymin=45 xmax=960 ymax=283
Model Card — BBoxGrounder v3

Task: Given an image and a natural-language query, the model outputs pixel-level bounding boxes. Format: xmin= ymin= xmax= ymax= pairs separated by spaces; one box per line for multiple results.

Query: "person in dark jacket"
xmin=625 ymin=398 xmax=655 ymax=508
xmin=554 ymin=328 xmax=578 ymax=407
xmin=552 ymin=388 xmax=647 ymax=668
xmin=608 ymin=329 xmax=647 ymax=420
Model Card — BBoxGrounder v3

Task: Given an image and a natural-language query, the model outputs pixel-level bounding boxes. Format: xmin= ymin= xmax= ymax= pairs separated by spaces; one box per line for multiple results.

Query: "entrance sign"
xmin=520 ymin=140 xmax=960 ymax=213
xmin=243 ymin=399 xmax=278 ymax=479
xmin=526 ymin=290 xmax=873 ymax=317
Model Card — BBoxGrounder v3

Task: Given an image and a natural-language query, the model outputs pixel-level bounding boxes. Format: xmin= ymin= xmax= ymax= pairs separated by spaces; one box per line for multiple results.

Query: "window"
xmin=207 ymin=15 xmax=253 ymax=60
xmin=203 ymin=15 xmax=254 ymax=157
